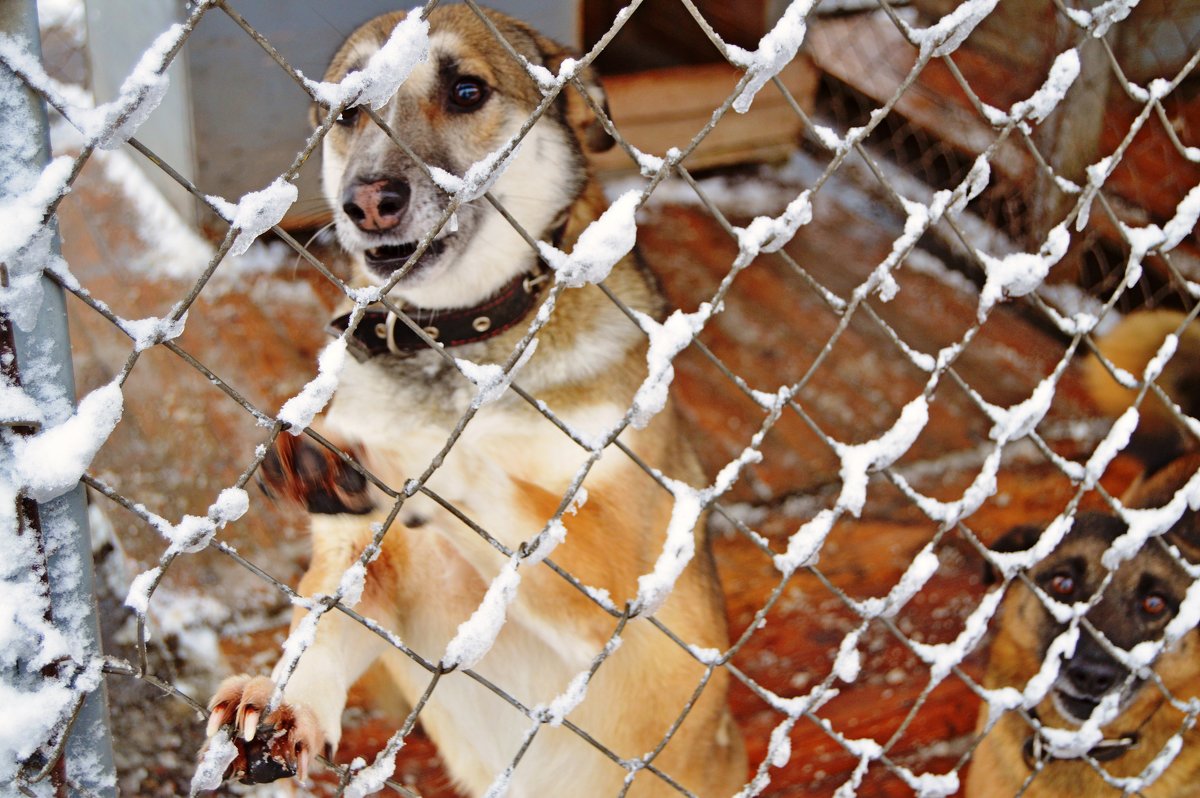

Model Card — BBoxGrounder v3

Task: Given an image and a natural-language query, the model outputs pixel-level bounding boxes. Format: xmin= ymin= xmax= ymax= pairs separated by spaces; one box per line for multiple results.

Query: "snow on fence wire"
xmin=2 ymin=0 xmax=1199 ymax=796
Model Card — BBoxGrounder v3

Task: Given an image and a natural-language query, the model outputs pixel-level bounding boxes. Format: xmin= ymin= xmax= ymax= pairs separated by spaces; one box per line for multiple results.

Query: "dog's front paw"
xmin=205 ymin=674 xmax=324 ymax=784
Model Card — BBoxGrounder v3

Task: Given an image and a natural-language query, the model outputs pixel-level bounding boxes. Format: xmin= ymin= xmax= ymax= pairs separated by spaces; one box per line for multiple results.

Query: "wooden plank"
xmin=913 ymin=0 xmax=1200 ymax=84
xmin=909 ymin=0 xmax=1059 ymax=74
xmin=590 ymin=58 xmax=819 ymax=176
xmin=806 ymin=9 xmax=1200 ymax=281
xmin=806 ymin=11 xmax=1035 ymax=185
xmin=584 ymin=0 xmax=774 ymax=75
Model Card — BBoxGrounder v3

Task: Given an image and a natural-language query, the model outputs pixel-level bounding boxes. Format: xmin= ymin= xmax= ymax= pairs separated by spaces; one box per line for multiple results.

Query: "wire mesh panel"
xmin=2 ymin=0 xmax=1199 ymax=796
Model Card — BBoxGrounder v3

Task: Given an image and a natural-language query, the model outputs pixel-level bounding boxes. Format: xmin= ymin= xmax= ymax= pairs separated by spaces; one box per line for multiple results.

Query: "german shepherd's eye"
xmin=1141 ymin=593 xmax=1169 ymax=617
xmin=1048 ymin=572 xmax=1076 ymax=597
xmin=448 ymin=76 xmax=489 ymax=112
xmin=335 ymin=105 xmax=361 ymax=127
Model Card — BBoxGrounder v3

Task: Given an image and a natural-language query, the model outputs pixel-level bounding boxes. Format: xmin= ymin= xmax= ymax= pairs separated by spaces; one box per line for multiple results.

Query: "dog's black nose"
xmin=1065 ymin=656 xmax=1123 ymax=696
xmin=342 ymin=177 xmax=411 ymax=232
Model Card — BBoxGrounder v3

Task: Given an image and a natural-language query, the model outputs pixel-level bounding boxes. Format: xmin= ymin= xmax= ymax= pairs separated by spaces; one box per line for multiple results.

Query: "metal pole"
xmin=0 ymin=1 xmax=117 ymax=795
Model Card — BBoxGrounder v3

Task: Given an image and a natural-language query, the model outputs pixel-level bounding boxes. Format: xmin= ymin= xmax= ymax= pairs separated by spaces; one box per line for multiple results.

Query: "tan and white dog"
xmin=204 ymin=5 xmax=746 ymax=796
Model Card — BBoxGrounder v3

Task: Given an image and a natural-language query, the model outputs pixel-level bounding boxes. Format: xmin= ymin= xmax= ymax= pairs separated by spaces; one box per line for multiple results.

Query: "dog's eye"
xmin=1141 ymin=593 xmax=1169 ymax=617
xmin=335 ymin=105 xmax=361 ymax=127
xmin=1048 ymin=573 xmax=1076 ymax=597
xmin=448 ymin=77 xmax=488 ymax=112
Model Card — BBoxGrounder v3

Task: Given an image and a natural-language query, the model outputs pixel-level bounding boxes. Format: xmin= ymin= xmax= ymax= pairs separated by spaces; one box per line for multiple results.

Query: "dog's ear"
xmin=991 ymin=524 xmax=1044 ymax=554
xmin=1168 ymin=508 xmax=1200 ymax=563
xmin=1127 ymin=452 xmax=1200 ymax=509
xmin=1130 ymin=452 xmax=1200 ymax=562
xmin=563 ymin=64 xmax=616 ymax=153
xmin=982 ymin=524 xmax=1044 ymax=585
xmin=524 ymin=30 xmax=615 ymax=153
xmin=481 ymin=8 xmax=615 ymax=153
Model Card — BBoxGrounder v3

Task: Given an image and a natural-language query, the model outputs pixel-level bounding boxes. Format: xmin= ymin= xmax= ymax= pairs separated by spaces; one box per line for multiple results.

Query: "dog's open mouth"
xmin=363 ymin=237 xmax=449 ymax=277
xmin=1052 ymin=689 xmax=1101 ymax=724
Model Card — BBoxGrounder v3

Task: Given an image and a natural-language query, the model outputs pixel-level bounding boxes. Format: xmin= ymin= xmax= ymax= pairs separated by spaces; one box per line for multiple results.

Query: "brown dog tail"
xmin=258 ymin=434 xmax=375 ymax=515
xmin=1082 ymin=310 xmax=1200 ymax=474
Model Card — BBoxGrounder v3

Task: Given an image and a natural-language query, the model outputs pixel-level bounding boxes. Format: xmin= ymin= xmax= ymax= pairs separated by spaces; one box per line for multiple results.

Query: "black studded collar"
xmin=329 ymin=266 xmax=549 ymax=359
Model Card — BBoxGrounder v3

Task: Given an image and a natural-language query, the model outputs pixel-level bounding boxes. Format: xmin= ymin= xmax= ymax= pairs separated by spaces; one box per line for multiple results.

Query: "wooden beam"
xmin=589 ymin=58 xmax=819 ymax=177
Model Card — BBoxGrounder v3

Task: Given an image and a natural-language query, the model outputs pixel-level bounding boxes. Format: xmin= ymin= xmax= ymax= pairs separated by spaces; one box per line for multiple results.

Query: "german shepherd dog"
xmin=203 ymin=5 xmax=746 ymax=796
xmin=967 ymin=311 xmax=1200 ymax=796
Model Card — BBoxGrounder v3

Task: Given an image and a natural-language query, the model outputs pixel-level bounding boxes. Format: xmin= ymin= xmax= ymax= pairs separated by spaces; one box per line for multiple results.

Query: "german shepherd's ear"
xmin=1129 ymin=452 xmax=1200 ymax=562
xmin=982 ymin=524 xmax=1044 ymax=585
xmin=1169 ymin=508 xmax=1200 ymax=563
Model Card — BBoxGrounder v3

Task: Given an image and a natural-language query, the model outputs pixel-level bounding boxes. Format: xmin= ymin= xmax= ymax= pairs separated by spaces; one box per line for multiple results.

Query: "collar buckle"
xmin=1088 ymin=734 xmax=1139 ymax=762
xmin=522 ymin=272 xmax=550 ymax=294
xmin=384 ymin=310 xmax=403 ymax=356
xmin=1022 ymin=734 xmax=1045 ymax=769
xmin=1022 ymin=732 xmax=1139 ymax=769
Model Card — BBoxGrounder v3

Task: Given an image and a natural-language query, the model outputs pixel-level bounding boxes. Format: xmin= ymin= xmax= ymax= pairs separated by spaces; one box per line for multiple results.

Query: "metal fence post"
xmin=0 ymin=1 xmax=117 ymax=795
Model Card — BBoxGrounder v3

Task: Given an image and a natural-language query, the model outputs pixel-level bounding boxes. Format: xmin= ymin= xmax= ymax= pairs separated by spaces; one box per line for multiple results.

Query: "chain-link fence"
xmin=3 ymin=0 xmax=1199 ymax=796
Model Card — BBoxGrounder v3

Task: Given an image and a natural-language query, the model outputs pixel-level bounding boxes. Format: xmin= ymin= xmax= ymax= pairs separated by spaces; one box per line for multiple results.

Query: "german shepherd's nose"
xmin=342 ymin=177 xmax=411 ymax=232
xmin=1065 ymin=642 xmax=1125 ymax=696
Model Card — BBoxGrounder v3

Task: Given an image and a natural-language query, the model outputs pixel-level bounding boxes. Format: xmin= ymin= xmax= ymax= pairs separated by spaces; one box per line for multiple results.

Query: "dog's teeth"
xmin=241 ymin=709 xmax=260 ymax=742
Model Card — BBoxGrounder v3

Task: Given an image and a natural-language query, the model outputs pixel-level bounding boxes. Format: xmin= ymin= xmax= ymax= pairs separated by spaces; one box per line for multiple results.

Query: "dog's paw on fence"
xmin=205 ymin=674 xmax=323 ymax=784
xmin=259 ymin=433 xmax=375 ymax=516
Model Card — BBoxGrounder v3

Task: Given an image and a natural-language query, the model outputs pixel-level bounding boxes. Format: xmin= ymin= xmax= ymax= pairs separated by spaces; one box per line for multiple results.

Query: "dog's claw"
xmin=206 ymin=707 xmax=227 ymax=737
xmin=241 ymin=708 xmax=260 ymax=742
xmin=203 ymin=674 xmax=325 ymax=785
